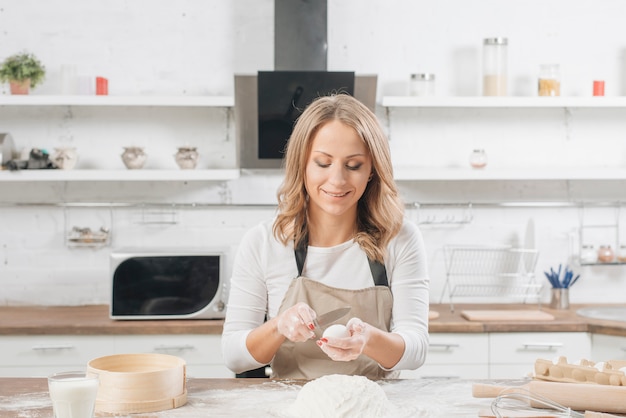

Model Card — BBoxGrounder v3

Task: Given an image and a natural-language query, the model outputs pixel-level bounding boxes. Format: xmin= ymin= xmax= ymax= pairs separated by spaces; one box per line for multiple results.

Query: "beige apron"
xmin=270 ymin=240 xmax=395 ymax=380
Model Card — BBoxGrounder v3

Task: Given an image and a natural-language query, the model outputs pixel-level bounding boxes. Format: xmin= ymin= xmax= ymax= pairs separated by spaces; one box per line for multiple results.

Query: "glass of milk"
xmin=48 ymin=371 xmax=99 ymax=418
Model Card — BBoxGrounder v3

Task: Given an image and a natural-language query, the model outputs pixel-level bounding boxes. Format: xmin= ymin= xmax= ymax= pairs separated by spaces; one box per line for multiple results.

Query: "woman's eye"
xmin=315 ymin=161 xmax=331 ymax=168
xmin=346 ymin=164 xmax=362 ymax=171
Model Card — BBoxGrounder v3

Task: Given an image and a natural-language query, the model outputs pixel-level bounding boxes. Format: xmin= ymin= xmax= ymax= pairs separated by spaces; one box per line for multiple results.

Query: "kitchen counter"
xmin=0 ymin=376 xmax=511 ymax=418
xmin=1 ymin=303 xmax=625 ymax=336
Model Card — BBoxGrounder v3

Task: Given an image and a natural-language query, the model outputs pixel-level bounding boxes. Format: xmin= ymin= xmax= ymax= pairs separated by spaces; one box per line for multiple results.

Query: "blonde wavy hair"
xmin=272 ymin=94 xmax=404 ymax=263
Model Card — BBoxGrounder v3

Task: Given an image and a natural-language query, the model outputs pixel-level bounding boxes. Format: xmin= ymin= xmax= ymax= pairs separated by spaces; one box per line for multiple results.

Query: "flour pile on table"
xmin=287 ymin=374 xmax=390 ymax=418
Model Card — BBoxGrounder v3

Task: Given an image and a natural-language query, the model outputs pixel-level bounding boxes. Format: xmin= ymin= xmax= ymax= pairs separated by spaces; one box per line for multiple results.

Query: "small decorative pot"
xmin=51 ymin=147 xmax=78 ymax=170
xmin=121 ymin=147 xmax=147 ymax=169
xmin=9 ymin=79 xmax=30 ymax=95
xmin=174 ymin=146 xmax=199 ymax=170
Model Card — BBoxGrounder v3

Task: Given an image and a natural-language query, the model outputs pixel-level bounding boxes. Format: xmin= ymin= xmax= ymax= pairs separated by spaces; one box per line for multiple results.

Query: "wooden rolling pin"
xmin=473 ymin=381 xmax=626 ymax=415
xmin=478 ymin=409 xmax=623 ymax=417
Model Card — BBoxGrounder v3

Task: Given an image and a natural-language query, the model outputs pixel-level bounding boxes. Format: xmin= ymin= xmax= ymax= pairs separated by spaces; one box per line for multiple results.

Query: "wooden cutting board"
xmin=428 ymin=310 xmax=440 ymax=320
xmin=473 ymin=381 xmax=626 ymax=414
xmin=461 ymin=310 xmax=555 ymax=321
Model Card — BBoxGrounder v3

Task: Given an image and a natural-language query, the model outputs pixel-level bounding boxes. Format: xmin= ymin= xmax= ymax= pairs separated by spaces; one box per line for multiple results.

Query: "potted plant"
xmin=0 ymin=51 xmax=46 ymax=95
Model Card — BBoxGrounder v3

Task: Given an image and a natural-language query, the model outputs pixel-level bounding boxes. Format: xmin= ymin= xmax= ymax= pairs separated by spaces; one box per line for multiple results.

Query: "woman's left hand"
xmin=316 ymin=317 xmax=370 ymax=362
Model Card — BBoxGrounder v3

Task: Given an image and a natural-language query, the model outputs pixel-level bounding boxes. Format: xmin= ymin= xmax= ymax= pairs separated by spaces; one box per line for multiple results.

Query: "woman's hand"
xmin=317 ymin=317 xmax=370 ymax=361
xmin=276 ymin=302 xmax=317 ymax=342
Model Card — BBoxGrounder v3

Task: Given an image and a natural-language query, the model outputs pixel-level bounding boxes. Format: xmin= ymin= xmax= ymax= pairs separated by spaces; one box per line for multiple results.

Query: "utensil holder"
xmin=550 ymin=288 xmax=569 ymax=310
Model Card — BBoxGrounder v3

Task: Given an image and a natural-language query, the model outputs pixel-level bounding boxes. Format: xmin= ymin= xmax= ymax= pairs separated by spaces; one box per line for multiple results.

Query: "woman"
xmin=222 ymin=94 xmax=429 ymax=379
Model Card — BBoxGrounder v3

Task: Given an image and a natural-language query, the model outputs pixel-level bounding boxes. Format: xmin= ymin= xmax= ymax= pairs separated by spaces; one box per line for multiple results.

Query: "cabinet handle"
xmin=429 ymin=343 xmax=461 ymax=350
xmin=521 ymin=342 xmax=563 ymax=350
xmin=32 ymin=344 xmax=76 ymax=351
xmin=154 ymin=344 xmax=195 ymax=352
xmin=419 ymin=375 xmax=460 ymax=380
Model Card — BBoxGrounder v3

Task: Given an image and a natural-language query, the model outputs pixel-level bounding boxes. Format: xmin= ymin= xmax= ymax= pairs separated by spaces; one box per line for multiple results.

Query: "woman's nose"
xmin=328 ymin=165 xmax=347 ymax=185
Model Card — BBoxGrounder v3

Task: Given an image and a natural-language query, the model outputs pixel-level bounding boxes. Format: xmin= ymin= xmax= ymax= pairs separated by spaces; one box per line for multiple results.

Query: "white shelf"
xmin=382 ymin=96 xmax=626 ymax=108
xmin=393 ymin=167 xmax=626 ymax=181
xmin=0 ymin=169 xmax=240 ymax=182
xmin=0 ymin=95 xmax=234 ymax=107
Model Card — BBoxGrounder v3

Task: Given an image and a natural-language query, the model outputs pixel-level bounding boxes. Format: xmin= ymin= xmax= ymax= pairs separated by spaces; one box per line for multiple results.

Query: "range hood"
xmin=235 ymin=0 xmax=377 ymax=169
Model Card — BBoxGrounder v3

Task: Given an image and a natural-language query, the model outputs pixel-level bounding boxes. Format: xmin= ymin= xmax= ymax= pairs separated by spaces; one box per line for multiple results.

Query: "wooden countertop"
xmin=1 ymin=303 xmax=625 ymax=336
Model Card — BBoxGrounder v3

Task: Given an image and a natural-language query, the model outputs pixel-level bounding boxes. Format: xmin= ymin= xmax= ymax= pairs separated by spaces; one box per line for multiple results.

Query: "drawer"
xmin=0 ymin=336 xmax=114 ymax=367
xmin=400 ymin=364 xmax=488 ymax=380
xmin=113 ymin=334 xmax=223 ymax=366
xmin=426 ymin=333 xmax=489 ymax=365
xmin=591 ymin=334 xmax=626 ymax=361
xmin=489 ymin=332 xmax=591 ymax=364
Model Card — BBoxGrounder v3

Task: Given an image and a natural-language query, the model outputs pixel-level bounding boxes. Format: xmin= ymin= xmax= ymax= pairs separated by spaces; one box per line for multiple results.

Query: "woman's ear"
xmin=368 ymin=173 xmax=374 ymax=182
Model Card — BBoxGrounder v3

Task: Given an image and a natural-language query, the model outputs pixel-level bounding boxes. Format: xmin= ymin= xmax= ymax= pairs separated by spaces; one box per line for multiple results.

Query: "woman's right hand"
xmin=276 ymin=302 xmax=317 ymax=342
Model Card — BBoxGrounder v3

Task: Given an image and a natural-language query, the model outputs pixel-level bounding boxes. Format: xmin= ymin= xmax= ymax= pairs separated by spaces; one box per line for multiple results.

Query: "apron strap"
xmin=294 ymin=238 xmax=389 ymax=287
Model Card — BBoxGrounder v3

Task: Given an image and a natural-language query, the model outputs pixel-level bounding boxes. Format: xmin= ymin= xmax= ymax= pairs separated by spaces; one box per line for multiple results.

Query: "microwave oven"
xmin=110 ymin=249 xmax=227 ymax=320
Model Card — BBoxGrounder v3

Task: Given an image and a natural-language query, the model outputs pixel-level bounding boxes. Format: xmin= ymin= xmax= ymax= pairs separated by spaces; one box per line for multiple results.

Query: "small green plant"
xmin=0 ymin=51 xmax=46 ymax=88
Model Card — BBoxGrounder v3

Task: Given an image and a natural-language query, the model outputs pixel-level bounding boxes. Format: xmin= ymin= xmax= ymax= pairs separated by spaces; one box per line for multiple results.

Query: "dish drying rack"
xmin=439 ymin=245 xmax=541 ymax=312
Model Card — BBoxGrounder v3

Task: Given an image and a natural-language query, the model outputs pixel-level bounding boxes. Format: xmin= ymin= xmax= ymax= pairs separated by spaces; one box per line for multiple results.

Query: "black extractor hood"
xmin=235 ymin=0 xmax=377 ymax=169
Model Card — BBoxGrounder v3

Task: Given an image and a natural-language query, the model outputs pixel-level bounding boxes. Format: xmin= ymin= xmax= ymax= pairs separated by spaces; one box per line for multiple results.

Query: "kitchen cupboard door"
xmin=591 ymin=334 xmax=626 ymax=361
xmin=400 ymin=333 xmax=489 ymax=379
xmin=0 ymin=335 xmax=115 ymax=377
xmin=489 ymin=332 xmax=591 ymax=379
xmin=112 ymin=334 xmax=234 ymax=378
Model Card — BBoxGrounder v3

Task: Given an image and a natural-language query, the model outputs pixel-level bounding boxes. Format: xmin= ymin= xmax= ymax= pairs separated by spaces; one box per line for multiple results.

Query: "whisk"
xmin=491 ymin=387 xmax=583 ymax=417
xmin=490 ymin=388 xmax=621 ymax=418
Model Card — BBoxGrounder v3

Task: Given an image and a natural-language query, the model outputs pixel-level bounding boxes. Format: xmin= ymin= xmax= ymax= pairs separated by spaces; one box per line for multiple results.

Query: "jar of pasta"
xmin=538 ymin=64 xmax=561 ymax=97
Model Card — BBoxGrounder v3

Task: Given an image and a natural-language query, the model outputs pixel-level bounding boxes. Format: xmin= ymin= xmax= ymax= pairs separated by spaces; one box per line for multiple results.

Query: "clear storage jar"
xmin=409 ymin=73 xmax=436 ymax=96
xmin=580 ymin=245 xmax=596 ymax=264
xmin=538 ymin=64 xmax=561 ymax=97
xmin=469 ymin=149 xmax=488 ymax=169
xmin=482 ymin=37 xmax=508 ymax=96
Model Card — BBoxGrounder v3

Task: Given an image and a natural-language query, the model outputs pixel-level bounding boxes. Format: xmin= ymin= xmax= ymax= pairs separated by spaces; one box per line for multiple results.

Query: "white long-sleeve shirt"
xmin=221 ymin=218 xmax=430 ymax=374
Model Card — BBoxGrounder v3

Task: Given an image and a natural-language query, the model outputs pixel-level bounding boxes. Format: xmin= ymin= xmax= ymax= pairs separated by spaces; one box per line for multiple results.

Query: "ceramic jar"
xmin=51 ymin=147 xmax=78 ymax=170
xmin=175 ymin=146 xmax=199 ymax=170
xmin=597 ymin=245 xmax=615 ymax=263
xmin=121 ymin=147 xmax=147 ymax=169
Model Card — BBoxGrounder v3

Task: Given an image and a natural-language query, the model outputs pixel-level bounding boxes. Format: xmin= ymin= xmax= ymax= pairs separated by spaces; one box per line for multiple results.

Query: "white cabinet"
xmin=400 ymin=333 xmax=489 ymax=379
xmin=591 ymin=334 xmax=626 ymax=361
xmin=113 ymin=334 xmax=234 ymax=378
xmin=403 ymin=332 xmax=591 ymax=380
xmin=489 ymin=332 xmax=591 ymax=379
xmin=0 ymin=334 xmax=234 ymax=378
xmin=0 ymin=335 xmax=115 ymax=377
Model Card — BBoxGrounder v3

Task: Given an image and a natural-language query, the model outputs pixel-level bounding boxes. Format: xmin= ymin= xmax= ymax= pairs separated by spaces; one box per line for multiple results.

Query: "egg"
xmin=322 ymin=324 xmax=350 ymax=339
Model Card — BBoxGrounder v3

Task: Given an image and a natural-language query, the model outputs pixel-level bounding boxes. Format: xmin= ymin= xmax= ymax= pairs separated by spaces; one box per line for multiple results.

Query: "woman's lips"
xmin=323 ymin=190 xmax=350 ymax=197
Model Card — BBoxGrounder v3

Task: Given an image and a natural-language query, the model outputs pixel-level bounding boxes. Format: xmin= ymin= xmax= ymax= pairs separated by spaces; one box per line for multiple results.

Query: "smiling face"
xmin=304 ymin=120 xmax=372 ymax=224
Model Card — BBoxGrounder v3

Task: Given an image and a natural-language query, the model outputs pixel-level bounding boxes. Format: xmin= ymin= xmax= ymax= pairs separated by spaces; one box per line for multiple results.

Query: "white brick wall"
xmin=1 ymin=0 xmax=626 ymax=306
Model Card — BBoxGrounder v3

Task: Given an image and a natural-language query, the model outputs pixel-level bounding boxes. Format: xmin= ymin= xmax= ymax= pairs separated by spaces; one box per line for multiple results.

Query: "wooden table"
xmin=0 ymin=376 xmax=498 ymax=418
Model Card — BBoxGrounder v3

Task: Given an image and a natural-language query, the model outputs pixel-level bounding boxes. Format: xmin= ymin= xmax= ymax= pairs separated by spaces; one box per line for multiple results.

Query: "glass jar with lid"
xmin=409 ymin=73 xmax=436 ymax=97
xmin=617 ymin=245 xmax=626 ymax=263
xmin=538 ymin=64 xmax=561 ymax=97
xmin=482 ymin=37 xmax=508 ymax=96
xmin=469 ymin=149 xmax=488 ymax=169
xmin=580 ymin=244 xmax=596 ymax=264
